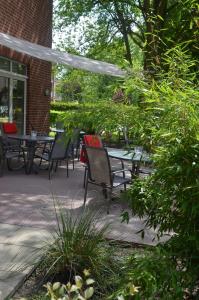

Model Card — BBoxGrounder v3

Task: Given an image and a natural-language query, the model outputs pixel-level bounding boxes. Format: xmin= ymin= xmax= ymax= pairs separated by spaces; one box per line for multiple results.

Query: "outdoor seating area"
xmin=0 ymin=123 xmax=81 ymax=178
xmin=0 ymin=122 xmax=152 ymax=182
xmin=0 ymin=122 xmax=159 ymax=297
xmin=0 ymin=0 xmax=198 ymax=298
xmin=0 ymin=148 xmax=165 ymax=299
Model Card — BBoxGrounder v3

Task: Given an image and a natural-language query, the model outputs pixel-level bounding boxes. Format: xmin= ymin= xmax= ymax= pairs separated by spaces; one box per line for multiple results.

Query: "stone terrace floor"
xmin=0 ymin=160 xmax=170 ymax=299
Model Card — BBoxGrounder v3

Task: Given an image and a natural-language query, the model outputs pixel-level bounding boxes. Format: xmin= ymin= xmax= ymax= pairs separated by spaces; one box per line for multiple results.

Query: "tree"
xmin=54 ymin=0 xmax=198 ymax=71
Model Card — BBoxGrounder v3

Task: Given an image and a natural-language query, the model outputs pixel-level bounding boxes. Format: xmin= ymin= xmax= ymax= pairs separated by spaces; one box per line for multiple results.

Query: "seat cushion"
xmin=3 ymin=122 xmax=17 ymax=134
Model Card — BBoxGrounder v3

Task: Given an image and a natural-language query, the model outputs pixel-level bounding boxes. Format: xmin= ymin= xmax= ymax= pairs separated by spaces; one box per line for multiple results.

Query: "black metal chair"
xmin=0 ymin=136 xmax=26 ymax=176
xmin=84 ymin=146 xmax=131 ymax=213
xmin=68 ymin=128 xmax=81 ymax=169
xmin=36 ymin=133 xmax=71 ymax=179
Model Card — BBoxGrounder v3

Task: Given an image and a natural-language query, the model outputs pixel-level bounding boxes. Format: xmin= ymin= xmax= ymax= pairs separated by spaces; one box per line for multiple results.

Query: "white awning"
xmin=0 ymin=32 xmax=126 ymax=77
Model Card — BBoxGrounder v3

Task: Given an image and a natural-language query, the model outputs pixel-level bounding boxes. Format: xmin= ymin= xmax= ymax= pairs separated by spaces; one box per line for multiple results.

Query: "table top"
xmin=7 ymin=134 xmax=54 ymax=142
xmin=50 ymin=127 xmax=64 ymax=133
xmin=107 ymin=147 xmax=151 ymax=163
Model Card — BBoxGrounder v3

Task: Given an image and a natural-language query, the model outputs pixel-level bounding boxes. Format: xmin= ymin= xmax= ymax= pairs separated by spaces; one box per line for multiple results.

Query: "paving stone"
xmin=0 ymin=271 xmax=26 ymax=299
xmin=0 ymin=243 xmax=39 ymax=272
xmin=5 ymin=227 xmax=52 ymax=248
xmin=0 ymin=161 xmax=169 ymax=298
xmin=0 ymin=224 xmax=21 ymax=243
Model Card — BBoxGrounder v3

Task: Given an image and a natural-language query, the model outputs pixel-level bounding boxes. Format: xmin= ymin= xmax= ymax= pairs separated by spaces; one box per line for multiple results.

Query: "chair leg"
xmin=83 ymin=166 xmax=87 ymax=188
xmin=71 ymin=146 xmax=75 ymax=170
xmin=48 ymin=161 xmax=54 ymax=180
xmin=0 ymin=158 xmax=5 ymax=177
xmin=83 ymin=178 xmax=89 ymax=208
xmin=72 ymin=154 xmax=75 ymax=170
xmin=102 ymin=187 xmax=107 ymax=199
xmin=107 ymin=188 xmax=112 ymax=214
xmin=7 ymin=158 xmax=12 ymax=171
xmin=66 ymin=159 xmax=69 ymax=177
xmin=55 ymin=160 xmax=59 ymax=172
xmin=39 ymin=157 xmax=43 ymax=167
xmin=120 ymin=159 xmax=125 ymax=178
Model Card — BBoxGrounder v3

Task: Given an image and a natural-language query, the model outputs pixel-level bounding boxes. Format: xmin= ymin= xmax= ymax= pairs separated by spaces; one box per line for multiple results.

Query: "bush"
xmin=45 ymin=270 xmax=95 ymax=300
xmin=50 ymin=101 xmax=79 ymax=112
xmin=109 ymin=247 xmax=188 ymax=300
xmin=42 ymin=208 xmax=120 ymax=297
xmin=123 ymin=47 xmax=199 ymax=296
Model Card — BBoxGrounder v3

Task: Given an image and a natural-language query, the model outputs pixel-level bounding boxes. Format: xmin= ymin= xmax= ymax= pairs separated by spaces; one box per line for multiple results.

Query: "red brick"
xmin=0 ymin=0 xmax=53 ymax=133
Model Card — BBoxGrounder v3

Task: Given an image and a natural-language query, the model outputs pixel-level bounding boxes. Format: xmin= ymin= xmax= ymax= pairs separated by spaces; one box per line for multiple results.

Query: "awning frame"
xmin=0 ymin=32 xmax=126 ymax=78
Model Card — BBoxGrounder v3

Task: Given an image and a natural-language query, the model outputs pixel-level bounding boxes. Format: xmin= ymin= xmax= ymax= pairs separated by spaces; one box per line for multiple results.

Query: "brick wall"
xmin=0 ymin=0 xmax=53 ymax=132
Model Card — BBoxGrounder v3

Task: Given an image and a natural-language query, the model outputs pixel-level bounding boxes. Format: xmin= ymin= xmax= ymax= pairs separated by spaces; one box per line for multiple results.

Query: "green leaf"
xmin=75 ymin=275 xmax=83 ymax=289
xmin=157 ymin=14 xmax=164 ymax=21
xmin=84 ymin=287 xmax=94 ymax=299
xmin=86 ymin=278 xmax=95 ymax=285
xmin=53 ymin=281 xmax=61 ymax=290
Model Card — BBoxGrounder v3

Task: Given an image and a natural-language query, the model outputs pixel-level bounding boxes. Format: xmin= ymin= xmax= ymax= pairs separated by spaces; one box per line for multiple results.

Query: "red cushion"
xmin=84 ymin=135 xmax=103 ymax=147
xmin=2 ymin=122 xmax=18 ymax=134
xmin=80 ymin=135 xmax=103 ymax=163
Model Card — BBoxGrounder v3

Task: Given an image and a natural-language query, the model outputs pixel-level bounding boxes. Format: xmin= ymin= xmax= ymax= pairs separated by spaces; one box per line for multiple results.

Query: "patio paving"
xmin=0 ymin=161 xmax=170 ymax=299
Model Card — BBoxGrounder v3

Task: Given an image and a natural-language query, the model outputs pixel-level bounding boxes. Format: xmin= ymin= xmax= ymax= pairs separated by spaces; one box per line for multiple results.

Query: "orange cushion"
xmin=2 ymin=122 xmax=17 ymax=134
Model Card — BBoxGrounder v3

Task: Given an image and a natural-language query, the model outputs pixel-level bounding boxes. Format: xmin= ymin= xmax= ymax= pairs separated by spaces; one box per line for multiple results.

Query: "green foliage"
xmin=54 ymin=67 xmax=120 ymax=102
xmin=42 ymin=208 xmax=120 ymax=297
xmin=123 ymin=47 xmax=199 ymax=294
xmin=45 ymin=270 xmax=95 ymax=300
xmin=44 ymin=210 xmax=107 ymax=275
xmin=51 ymin=101 xmax=79 ymax=111
xmin=50 ymin=110 xmax=64 ymax=125
xmin=54 ymin=0 xmax=198 ymax=71
xmin=109 ymin=248 xmax=191 ymax=300
xmin=58 ymin=100 xmax=148 ymax=147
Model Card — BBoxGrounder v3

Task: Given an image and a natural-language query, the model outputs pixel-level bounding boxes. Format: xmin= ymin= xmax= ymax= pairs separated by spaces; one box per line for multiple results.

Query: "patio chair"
xmin=80 ymin=135 xmax=103 ymax=163
xmin=83 ymin=146 xmax=131 ymax=214
xmin=80 ymin=134 xmax=126 ymax=187
xmin=0 ymin=136 xmax=26 ymax=176
xmin=2 ymin=122 xmax=18 ymax=134
xmin=80 ymin=135 xmax=104 ymax=187
xmin=36 ymin=132 xmax=71 ymax=179
xmin=69 ymin=128 xmax=81 ymax=168
xmin=1 ymin=121 xmax=21 ymax=147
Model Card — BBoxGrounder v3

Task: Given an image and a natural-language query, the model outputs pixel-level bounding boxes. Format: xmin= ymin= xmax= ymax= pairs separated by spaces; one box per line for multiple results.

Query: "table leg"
xmin=25 ymin=141 xmax=37 ymax=174
xmin=131 ymin=161 xmax=141 ymax=178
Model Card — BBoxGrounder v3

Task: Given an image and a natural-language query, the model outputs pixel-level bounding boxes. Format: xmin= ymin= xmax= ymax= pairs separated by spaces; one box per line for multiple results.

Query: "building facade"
xmin=0 ymin=0 xmax=52 ymax=133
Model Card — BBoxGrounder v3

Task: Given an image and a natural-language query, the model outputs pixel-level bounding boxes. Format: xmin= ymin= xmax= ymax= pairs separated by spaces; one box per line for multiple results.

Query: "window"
xmin=12 ymin=61 xmax=26 ymax=75
xmin=0 ymin=57 xmax=26 ymax=76
xmin=0 ymin=57 xmax=10 ymax=72
xmin=0 ymin=57 xmax=27 ymax=133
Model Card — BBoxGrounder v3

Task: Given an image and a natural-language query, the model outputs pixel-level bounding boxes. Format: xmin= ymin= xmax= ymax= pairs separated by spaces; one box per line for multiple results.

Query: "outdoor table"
xmin=107 ymin=147 xmax=151 ymax=176
xmin=7 ymin=134 xmax=54 ymax=174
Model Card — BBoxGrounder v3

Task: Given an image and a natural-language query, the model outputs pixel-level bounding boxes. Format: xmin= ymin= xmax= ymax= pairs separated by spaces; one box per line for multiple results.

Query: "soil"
xmin=13 ymin=242 xmax=145 ymax=299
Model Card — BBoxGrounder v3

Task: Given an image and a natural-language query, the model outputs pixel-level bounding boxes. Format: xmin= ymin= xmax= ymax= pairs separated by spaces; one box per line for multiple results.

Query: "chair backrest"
xmin=85 ymin=146 xmax=112 ymax=187
xmin=50 ymin=133 xmax=71 ymax=160
xmin=80 ymin=135 xmax=103 ymax=163
xmin=71 ymin=128 xmax=80 ymax=148
xmin=56 ymin=121 xmax=64 ymax=129
xmin=2 ymin=122 xmax=17 ymax=134
xmin=84 ymin=135 xmax=103 ymax=147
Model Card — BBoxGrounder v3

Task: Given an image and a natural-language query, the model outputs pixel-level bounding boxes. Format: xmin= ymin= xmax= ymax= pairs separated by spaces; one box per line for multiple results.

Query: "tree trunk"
xmin=114 ymin=1 xmax=132 ymax=65
xmin=142 ymin=0 xmax=168 ymax=72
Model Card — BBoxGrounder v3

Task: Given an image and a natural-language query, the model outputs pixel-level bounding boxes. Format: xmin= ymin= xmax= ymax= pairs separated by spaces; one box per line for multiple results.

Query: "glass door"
xmin=0 ymin=76 xmax=9 ymax=123
xmin=0 ymin=57 xmax=27 ymax=134
xmin=12 ymin=79 xmax=25 ymax=134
